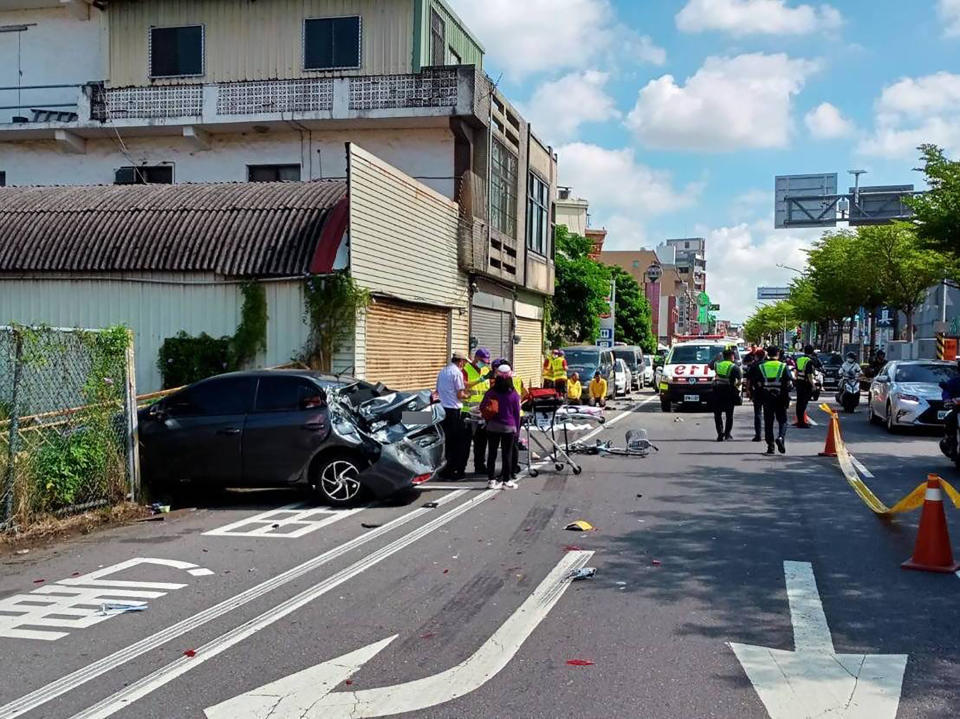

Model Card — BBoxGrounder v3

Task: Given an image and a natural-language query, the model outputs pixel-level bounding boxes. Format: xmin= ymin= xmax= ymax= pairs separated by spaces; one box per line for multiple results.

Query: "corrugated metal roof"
xmin=0 ymin=181 xmax=347 ymax=277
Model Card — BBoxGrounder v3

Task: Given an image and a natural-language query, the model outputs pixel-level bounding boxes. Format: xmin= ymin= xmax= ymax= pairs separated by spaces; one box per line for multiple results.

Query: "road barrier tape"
xmin=819 ymin=404 xmax=960 ymax=516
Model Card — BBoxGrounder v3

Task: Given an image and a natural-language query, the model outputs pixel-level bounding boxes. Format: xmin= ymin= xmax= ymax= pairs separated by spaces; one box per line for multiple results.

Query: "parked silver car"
xmin=867 ymin=360 xmax=960 ymax=432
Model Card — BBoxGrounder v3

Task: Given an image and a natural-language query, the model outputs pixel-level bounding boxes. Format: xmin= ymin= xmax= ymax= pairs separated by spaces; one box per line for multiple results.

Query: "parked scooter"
xmin=939 ymin=399 xmax=960 ymax=470
xmin=811 ymin=367 xmax=824 ymax=402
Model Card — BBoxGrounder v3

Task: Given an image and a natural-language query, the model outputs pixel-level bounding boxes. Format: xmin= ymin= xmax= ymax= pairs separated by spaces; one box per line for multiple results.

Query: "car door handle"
xmin=217 ymin=428 xmax=241 ymax=435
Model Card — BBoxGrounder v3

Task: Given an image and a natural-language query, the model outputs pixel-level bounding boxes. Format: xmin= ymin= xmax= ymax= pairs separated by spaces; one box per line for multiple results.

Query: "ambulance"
xmin=658 ymin=335 xmax=740 ymax=412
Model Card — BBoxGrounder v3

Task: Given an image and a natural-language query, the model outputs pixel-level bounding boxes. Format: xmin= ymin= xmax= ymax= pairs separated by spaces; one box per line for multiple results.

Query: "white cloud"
xmin=625 ymin=53 xmax=820 ymax=151
xmin=859 ymin=72 xmax=960 ymax=158
xmin=447 ymin=0 xmax=664 ymax=79
xmin=676 ymin=0 xmax=842 ymax=36
xmin=696 ymin=223 xmax=821 ymax=321
xmin=556 ymin=143 xmax=701 ymax=219
xmin=804 ymin=102 xmax=854 ymax=139
xmin=939 ymin=0 xmax=960 ymax=37
xmin=522 ymin=71 xmax=620 ymax=144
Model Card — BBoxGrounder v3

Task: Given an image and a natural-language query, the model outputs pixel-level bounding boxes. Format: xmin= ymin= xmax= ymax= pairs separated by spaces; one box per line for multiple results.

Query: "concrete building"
xmin=0 ymin=0 xmax=556 ymax=388
xmin=555 ymin=187 xmax=606 ymax=258
xmin=664 ymin=237 xmax=706 ymax=293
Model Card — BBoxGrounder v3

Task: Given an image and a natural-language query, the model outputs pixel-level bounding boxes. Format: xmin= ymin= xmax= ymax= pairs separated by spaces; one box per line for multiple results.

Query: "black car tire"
xmin=885 ymin=402 xmax=898 ymax=434
xmin=311 ymin=453 xmax=365 ymax=506
xmin=867 ymin=401 xmax=881 ymax=425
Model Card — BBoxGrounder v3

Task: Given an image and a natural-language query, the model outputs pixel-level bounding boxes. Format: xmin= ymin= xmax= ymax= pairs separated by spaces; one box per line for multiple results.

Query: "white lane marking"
xmin=729 ymin=560 xmax=907 ymax=719
xmin=203 ymin=504 xmax=362 ymax=538
xmin=0 ymin=490 xmax=466 ymax=719
xmin=204 ymin=551 xmax=594 ymax=719
xmin=72 ymin=491 xmax=500 ymax=719
xmin=0 ymin=559 xmax=211 ymax=642
xmin=6 ymin=401 xmax=646 ymax=718
xmin=849 ymin=454 xmax=875 ymax=479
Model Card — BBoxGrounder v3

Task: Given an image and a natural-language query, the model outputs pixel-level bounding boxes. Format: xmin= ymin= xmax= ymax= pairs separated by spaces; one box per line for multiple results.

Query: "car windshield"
xmin=818 ymin=353 xmax=843 ymax=367
xmin=895 ymin=364 xmax=960 ymax=384
xmin=613 ymin=350 xmax=637 ymax=365
xmin=564 ymin=349 xmax=600 ymax=368
xmin=668 ymin=345 xmax=722 ymax=364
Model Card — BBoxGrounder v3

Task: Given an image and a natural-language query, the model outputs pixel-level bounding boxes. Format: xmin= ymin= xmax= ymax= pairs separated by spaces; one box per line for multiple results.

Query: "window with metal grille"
xmin=247 ymin=164 xmax=301 ymax=182
xmin=491 ymin=140 xmax=518 ymax=238
xmin=0 ymin=171 xmax=5 ymax=187
xmin=115 ymin=165 xmax=174 ymax=185
xmin=430 ymin=9 xmax=446 ymax=66
xmin=526 ymin=172 xmax=550 ymax=256
xmin=149 ymin=25 xmax=204 ymax=78
xmin=304 ymin=17 xmax=361 ymax=70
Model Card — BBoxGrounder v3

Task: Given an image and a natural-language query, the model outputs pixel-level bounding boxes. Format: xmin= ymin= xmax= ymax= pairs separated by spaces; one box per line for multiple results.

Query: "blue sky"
xmin=449 ymin=0 xmax=960 ymax=321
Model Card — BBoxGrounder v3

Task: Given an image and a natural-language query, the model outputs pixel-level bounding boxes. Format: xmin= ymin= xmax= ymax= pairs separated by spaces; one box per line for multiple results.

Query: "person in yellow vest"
xmin=755 ymin=346 xmax=793 ymax=455
xmin=543 ymin=352 xmax=555 ymax=389
xmin=462 ymin=347 xmax=492 ymax=474
xmin=588 ymin=371 xmax=608 ymax=408
xmin=710 ymin=348 xmax=742 ymax=442
xmin=794 ymin=344 xmax=822 ymax=428
xmin=567 ymin=372 xmax=583 ymax=403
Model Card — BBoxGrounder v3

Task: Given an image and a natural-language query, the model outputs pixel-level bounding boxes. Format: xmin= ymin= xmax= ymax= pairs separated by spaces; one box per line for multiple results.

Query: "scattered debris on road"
xmin=567 ymin=567 xmax=597 ymax=581
xmin=361 ymin=522 xmax=382 ymax=529
xmin=566 ymin=659 xmax=595 ymax=666
xmin=183 ymin=649 xmax=196 ymax=658
xmin=565 ymin=520 xmax=595 ymax=532
xmin=423 ymin=501 xmax=440 ymax=509
xmin=99 ymin=602 xmax=147 ymax=616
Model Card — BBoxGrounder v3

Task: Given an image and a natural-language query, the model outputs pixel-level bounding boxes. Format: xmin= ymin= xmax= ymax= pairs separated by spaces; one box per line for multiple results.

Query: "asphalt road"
xmin=1 ymin=389 xmax=959 ymax=719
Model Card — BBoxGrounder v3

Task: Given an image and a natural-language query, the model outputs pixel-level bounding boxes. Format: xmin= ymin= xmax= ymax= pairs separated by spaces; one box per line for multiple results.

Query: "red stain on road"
xmin=566 ymin=659 xmax=595 ymax=666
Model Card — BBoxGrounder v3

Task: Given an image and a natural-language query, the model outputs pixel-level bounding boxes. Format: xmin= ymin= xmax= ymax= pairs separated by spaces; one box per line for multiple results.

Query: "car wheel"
xmin=312 ymin=453 xmax=364 ymax=506
xmin=867 ymin=401 xmax=880 ymax=425
xmin=885 ymin=402 xmax=898 ymax=434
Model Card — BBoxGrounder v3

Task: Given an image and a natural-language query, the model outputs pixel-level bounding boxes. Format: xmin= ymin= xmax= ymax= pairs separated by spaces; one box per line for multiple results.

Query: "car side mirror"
xmin=876 ymin=375 xmax=889 ymax=383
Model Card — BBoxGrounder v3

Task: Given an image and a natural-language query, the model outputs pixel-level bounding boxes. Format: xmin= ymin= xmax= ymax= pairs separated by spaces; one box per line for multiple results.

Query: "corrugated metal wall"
xmin=0 ymin=274 xmax=353 ymax=392
xmin=514 ymin=317 xmax=543 ymax=389
xmin=348 ymin=143 xmax=469 ymax=382
xmin=108 ymin=0 xmax=415 ymax=87
xmin=365 ymin=298 xmax=449 ymax=390
xmin=413 ymin=0 xmax=483 ymax=71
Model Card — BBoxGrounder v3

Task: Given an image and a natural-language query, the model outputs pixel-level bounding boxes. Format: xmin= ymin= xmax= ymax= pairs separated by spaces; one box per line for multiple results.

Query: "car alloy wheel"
xmin=867 ymin=401 xmax=878 ymax=425
xmin=316 ymin=457 xmax=362 ymax=505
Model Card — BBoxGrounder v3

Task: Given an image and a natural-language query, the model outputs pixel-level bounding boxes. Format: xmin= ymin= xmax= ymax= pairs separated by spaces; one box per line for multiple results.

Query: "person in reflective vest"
xmin=755 ymin=346 xmax=793 ymax=455
xmin=711 ymin=348 xmax=742 ymax=441
xmin=463 ymin=347 xmax=492 ymax=474
xmin=550 ymin=350 xmax=568 ymax=396
xmin=794 ymin=344 xmax=822 ymax=428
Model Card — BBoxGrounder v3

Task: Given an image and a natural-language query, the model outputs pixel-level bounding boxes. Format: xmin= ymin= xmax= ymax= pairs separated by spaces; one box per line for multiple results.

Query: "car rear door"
xmin=242 ymin=375 xmax=332 ymax=486
xmin=141 ymin=376 xmax=255 ymax=485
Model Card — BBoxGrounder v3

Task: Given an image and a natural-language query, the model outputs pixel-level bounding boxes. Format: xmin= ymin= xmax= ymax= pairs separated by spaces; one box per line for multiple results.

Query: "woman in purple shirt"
xmin=482 ymin=364 xmax=522 ymax=490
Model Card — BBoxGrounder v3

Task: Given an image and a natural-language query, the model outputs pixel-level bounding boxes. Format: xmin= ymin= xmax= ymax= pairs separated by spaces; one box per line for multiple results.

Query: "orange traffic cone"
xmin=818 ymin=413 xmax=840 ymax=457
xmin=902 ymin=475 xmax=960 ymax=573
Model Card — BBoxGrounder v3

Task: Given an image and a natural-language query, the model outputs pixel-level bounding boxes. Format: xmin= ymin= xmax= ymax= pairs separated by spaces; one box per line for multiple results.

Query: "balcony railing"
xmin=0 ymin=83 xmax=81 ymax=124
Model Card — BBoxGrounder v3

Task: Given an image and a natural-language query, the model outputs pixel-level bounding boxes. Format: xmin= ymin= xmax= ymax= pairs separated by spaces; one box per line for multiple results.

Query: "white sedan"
xmin=614 ymin=358 xmax=632 ymax=396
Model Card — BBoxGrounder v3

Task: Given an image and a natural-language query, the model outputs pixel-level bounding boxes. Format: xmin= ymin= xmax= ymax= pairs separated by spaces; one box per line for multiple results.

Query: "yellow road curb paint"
xmin=819 ymin=405 xmax=959 ymax=515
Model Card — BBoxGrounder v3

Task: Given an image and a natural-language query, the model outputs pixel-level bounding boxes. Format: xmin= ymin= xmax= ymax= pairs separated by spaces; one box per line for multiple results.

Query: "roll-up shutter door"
xmin=471 ymin=307 xmax=512 ymax=363
xmin=514 ymin=317 xmax=543 ymax=388
xmin=366 ymin=298 xmax=450 ymax=390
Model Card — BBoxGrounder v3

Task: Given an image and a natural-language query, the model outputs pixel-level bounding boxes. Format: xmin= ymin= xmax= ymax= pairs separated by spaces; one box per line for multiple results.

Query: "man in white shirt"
xmin=437 ymin=351 xmax=471 ymax=479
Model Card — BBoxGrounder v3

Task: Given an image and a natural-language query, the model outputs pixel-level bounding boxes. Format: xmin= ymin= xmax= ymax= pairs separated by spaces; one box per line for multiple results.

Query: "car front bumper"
xmin=659 ymin=382 xmax=715 ymax=408
xmin=892 ymin=398 xmax=949 ymax=427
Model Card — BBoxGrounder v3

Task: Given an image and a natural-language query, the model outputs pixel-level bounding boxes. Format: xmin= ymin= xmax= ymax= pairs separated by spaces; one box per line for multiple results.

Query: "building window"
xmin=248 ymin=164 xmax=301 ymax=182
xmin=115 ymin=165 xmax=174 ymax=185
xmin=0 ymin=171 xmax=5 ymax=187
xmin=149 ymin=25 xmax=204 ymax=78
xmin=632 ymin=260 xmax=640 ymax=268
xmin=526 ymin=172 xmax=550 ymax=256
xmin=491 ymin=140 xmax=518 ymax=238
xmin=304 ymin=17 xmax=361 ymax=70
xmin=430 ymin=9 xmax=445 ymax=66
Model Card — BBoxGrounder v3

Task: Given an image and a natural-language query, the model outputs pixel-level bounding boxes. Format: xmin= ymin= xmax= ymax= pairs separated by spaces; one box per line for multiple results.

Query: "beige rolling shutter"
xmin=365 ymin=298 xmax=450 ymax=390
xmin=514 ymin=317 xmax=543 ymax=388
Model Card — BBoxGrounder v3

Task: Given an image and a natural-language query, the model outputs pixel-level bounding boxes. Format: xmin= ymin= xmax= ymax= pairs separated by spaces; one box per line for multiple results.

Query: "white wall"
xmin=0 ymin=127 xmax=457 ymax=198
xmin=0 ymin=6 xmax=106 ymax=124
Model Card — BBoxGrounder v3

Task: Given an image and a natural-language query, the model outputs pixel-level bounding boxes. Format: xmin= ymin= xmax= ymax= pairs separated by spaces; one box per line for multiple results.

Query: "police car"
xmin=658 ymin=336 xmax=738 ymax=412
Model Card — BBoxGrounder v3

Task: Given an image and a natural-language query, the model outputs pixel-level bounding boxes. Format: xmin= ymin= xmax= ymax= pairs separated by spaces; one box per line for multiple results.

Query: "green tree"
xmin=607 ymin=265 xmax=655 ymax=352
xmin=908 ymin=145 xmax=960 ymax=263
xmin=744 ymin=301 xmax=797 ymax=345
xmin=860 ymin=222 xmax=946 ymax=341
xmin=547 ymin=226 xmax=611 ymax=347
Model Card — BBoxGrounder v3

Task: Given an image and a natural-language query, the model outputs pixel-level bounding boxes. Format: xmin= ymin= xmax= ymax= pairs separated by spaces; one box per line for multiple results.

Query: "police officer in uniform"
xmin=747 ymin=348 xmax=767 ymax=441
xmin=794 ymin=344 xmax=822 ymax=428
xmin=756 ymin=346 xmax=793 ymax=455
xmin=711 ymin=348 xmax=742 ymax=441
xmin=462 ymin=348 xmax=491 ymax=474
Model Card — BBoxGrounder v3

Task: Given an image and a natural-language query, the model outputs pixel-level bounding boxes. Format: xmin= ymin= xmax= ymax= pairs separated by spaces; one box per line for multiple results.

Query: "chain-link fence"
xmin=0 ymin=326 xmax=139 ymax=531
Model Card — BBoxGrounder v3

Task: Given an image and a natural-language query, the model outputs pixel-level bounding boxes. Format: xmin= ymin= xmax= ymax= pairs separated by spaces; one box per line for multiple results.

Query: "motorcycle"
xmin=939 ymin=399 xmax=960 ymax=470
xmin=835 ymin=374 xmax=861 ymax=413
xmin=811 ymin=368 xmax=824 ymax=402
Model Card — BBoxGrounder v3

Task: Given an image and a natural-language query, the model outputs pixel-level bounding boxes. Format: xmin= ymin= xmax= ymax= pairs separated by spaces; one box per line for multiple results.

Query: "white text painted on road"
xmin=204 ymin=550 xmax=594 ymax=718
xmin=729 ymin=560 xmax=907 ymax=719
xmin=0 ymin=558 xmax=212 ymax=642
xmin=203 ymin=504 xmax=362 ymax=538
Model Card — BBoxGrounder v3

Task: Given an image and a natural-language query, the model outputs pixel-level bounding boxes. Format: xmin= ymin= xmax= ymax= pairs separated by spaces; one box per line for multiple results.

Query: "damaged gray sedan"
xmin=138 ymin=370 xmax=445 ymax=505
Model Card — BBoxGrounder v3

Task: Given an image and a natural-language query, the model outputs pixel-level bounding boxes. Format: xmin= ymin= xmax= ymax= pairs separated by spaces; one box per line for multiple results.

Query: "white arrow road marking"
xmin=729 ymin=561 xmax=907 ymax=719
xmin=205 ymin=550 xmax=593 ymax=719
